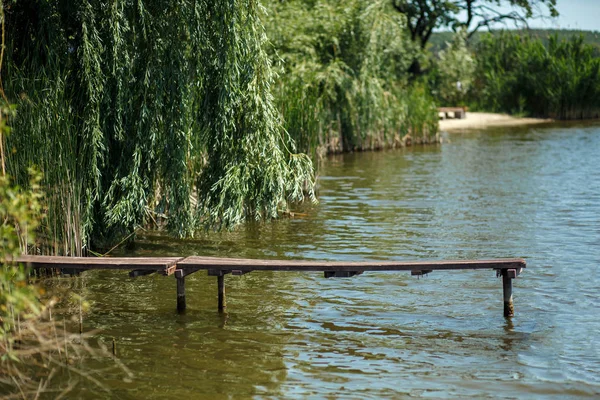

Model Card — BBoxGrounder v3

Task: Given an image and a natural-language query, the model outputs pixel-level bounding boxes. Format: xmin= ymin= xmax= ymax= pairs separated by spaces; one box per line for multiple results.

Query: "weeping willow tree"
xmin=2 ymin=0 xmax=314 ymax=254
xmin=264 ymin=0 xmax=439 ymax=155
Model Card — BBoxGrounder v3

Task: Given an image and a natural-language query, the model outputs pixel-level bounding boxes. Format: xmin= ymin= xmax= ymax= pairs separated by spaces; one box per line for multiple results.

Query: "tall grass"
xmin=265 ymin=0 xmax=439 ymax=156
xmin=0 ymin=167 xmax=129 ymax=399
xmin=472 ymin=33 xmax=600 ymax=119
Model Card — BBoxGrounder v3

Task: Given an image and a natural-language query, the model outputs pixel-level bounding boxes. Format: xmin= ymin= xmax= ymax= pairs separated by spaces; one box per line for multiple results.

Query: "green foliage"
xmin=0 ymin=103 xmax=43 ymax=352
xmin=0 ymin=169 xmax=124 ymax=397
xmin=4 ymin=0 xmax=315 ymax=250
xmin=0 ymin=172 xmax=42 ymax=345
xmin=0 ymin=173 xmax=45 ymax=397
xmin=265 ymin=0 xmax=438 ymax=155
xmin=392 ymin=0 xmax=558 ymax=75
xmin=404 ymin=85 xmax=440 ymax=138
xmin=433 ymin=29 xmax=475 ymax=106
xmin=472 ymin=33 xmax=600 ymax=119
xmin=393 ymin=0 xmax=558 ymax=49
xmin=196 ymin=2 xmax=316 ymax=230
xmin=0 ymin=106 xmax=129 ymax=398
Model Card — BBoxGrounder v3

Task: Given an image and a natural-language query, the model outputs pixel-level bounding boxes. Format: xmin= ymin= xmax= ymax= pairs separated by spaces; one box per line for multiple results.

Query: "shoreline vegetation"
xmin=2 ymin=0 xmax=439 ymax=254
xmin=1 ymin=1 xmax=599 ymax=255
xmin=266 ymin=0 xmax=439 ymax=157
xmin=2 ymin=1 xmax=316 ymax=253
xmin=469 ymin=33 xmax=600 ymax=119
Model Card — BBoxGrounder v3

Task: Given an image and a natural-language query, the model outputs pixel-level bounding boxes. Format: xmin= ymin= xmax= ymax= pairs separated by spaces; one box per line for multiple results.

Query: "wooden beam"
xmin=176 ymin=275 xmax=186 ymax=313
xmin=173 ymin=268 xmax=202 ymax=313
xmin=502 ymin=269 xmax=514 ymax=317
xmin=14 ymin=255 xmax=184 ymax=271
xmin=411 ymin=269 xmax=432 ymax=277
xmin=129 ymin=269 xmax=156 ymax=278
xmin=324 ymin=271 xmax=363 ymax=278
xmin=59 ymin=268 xmax=82 ymax=276
xmin=207 ymin=269 xmax=230 ymax=277
xmin=231 ymin=269 xmax=252 ymax=276
xmin=174 ymin=268 xmax=201 ymax=278
xmin=178 ymin=256 xmax=525 ymax=273
xmin=217 ymin=275 xmax=226 ymax=313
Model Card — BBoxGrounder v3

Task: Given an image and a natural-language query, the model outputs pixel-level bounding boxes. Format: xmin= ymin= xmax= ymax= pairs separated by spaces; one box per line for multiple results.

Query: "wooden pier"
xmin=14 ymin=255 xmax=525 ymax=317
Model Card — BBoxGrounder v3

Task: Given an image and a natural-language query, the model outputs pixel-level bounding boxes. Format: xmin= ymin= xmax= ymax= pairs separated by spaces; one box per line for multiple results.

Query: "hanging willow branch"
xmin=197 ymin=0 xmax=315 ymax=230
xmin=3 ymin=0 xmax=315 ymax=252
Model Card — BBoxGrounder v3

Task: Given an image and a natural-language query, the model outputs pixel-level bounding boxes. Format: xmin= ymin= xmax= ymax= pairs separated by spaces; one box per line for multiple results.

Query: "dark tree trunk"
xmin=408 ymin=59 xmax=423 ymax=76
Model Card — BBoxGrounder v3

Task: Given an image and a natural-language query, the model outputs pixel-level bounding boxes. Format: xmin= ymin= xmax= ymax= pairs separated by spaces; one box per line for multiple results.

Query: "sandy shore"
xmin=439 ymin=112 xmax=552 ymax=132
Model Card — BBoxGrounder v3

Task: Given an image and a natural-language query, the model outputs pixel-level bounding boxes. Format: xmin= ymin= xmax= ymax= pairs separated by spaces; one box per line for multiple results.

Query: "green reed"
xmin=472 ymin=33 xmax=600 ymax=120
xmin=265 ymin=0 xmax=439 ymax=156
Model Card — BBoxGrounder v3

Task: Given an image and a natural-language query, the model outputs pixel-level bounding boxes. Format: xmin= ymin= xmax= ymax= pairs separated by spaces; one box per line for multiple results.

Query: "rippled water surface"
xmin=61 ymin=122 xmax=600 ymax=398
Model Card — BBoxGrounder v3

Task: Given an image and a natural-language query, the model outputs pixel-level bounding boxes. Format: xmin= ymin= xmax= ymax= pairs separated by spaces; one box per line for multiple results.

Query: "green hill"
xmin=430 ymin=29 xmax=600 ymax=55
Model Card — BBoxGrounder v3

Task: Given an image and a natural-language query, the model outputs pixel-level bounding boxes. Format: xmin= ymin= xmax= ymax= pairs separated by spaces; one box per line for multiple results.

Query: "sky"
xmin=452 ymin=0 xmax=600 ymax=32
xmin=528 ymin=0 xmax=600 ymax=30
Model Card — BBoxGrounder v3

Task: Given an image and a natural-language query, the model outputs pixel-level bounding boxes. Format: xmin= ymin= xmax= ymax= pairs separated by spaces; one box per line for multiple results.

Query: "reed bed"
xmin=472 ymin=33 xmax=600 ymax=119
xmin=1 ymin=168 xmax=129 ymax=399
xmin=265 ymin=0 xmax=439 ymax=156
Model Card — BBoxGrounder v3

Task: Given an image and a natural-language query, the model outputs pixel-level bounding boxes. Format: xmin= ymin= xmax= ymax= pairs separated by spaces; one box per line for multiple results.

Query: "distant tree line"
xmin=471 ymin=33 xmax=600 ymax=119
xmin=392 ymin=0 xmax=558 ymax=74
xmin=426 ymin=28 xmax=600 ymax=118
xmin=429 ymin=29 xmax=600 ymax=55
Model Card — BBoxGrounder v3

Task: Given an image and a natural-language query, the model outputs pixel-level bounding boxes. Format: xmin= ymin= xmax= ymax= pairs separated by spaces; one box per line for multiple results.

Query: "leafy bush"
xmin=432 ymin=29 xmax=475 ymax=106
xmin=0 ymin=169 xmax=42 ymax=345
xmin=265 ymin=0 xmax=438 ymax=155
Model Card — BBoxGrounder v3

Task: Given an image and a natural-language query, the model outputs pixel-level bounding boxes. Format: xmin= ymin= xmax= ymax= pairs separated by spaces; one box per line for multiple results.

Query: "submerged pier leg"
xmin=176 ymin=273 xmax=186 ymax=313
xmin=502 ymin=269 xmax=514 ymax=317
xmin=217 ymin=274 xmax=226 ymax=313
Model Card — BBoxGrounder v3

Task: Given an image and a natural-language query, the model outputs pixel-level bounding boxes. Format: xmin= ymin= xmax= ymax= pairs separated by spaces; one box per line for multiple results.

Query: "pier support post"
xmin=176 ymin=273 xmax=186 ymax=313
xmin=502 ymin=269 xmax=514 ymax=317
xmin=217 ymin=274 xmax=226 ymax=313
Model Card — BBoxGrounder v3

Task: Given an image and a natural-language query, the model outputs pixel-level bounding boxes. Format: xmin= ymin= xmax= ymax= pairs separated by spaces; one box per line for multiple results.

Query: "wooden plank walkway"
xmin=12 ymin=255 xmax=526 ymax=317
xmin=178 ymin=256 xmax=524 ymax=272
xmin=15 ymin=255 xmax=183 ymax=272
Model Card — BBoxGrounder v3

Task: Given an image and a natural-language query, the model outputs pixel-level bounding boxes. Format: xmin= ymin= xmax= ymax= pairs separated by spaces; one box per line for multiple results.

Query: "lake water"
xmin=54 ymin=122 xmax=600 ymax=398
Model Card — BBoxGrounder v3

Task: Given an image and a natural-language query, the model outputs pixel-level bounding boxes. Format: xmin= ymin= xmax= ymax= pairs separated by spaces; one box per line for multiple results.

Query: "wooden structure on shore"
xmin=438 ymin=107 xmax=466 ymax=119
xmin=14 ymin=255 xmax=525 ymax=317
